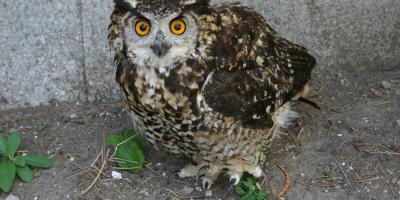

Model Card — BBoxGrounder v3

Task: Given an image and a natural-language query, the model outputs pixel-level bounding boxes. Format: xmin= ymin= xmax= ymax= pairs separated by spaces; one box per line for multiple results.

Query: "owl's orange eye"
xmin=135 ymin=19 xmax=151 ymax=36
xmin=170 ymin=19 xmax=186 ymax=35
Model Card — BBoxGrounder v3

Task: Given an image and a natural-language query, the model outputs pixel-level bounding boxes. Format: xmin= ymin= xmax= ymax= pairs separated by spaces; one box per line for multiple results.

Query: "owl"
xmin=108 ymin=0 xmax=316 ymax=191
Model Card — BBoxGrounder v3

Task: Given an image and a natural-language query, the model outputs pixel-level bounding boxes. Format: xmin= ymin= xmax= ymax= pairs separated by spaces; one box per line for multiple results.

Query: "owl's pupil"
xmin=174 ymin=23 xmax=181 ymax=30
xmin=140 ymin=24 xmax=147 ymax=32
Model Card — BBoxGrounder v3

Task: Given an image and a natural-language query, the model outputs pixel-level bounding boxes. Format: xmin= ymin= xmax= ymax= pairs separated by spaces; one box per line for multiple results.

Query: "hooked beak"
xmin=151 ymin=32 xmax=169 ymax=57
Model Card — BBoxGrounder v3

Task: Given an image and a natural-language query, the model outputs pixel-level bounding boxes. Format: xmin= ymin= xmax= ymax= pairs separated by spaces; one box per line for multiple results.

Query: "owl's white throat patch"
xmin=129 ymin=46 xmax=192 ymax=76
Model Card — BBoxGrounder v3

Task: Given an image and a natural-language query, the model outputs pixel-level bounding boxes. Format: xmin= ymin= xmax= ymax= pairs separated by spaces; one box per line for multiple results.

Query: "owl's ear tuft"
xmin=181 ymin=0 xmax=209 ymax=6
xmin=114 ymin=0 xmax=139 ymax=9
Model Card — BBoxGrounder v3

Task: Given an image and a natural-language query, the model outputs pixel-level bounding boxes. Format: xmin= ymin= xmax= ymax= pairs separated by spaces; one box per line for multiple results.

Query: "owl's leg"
xmin=200 ymin=163 xmax=223 ymax=190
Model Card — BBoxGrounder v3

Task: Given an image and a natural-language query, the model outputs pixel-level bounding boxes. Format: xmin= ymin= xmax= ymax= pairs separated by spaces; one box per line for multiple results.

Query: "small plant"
xmin=41 ymin=120 xmax=50 ymax=129
xmin=106 ymin=128 xmax=145 ymax=173
xmin=235 ymin=173 xmax=269 ymax=200
xmin=0 ymin=132 xmax=53 ymax=193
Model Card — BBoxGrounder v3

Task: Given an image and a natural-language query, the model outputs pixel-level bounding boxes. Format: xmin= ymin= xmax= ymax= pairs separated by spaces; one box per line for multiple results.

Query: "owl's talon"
xmin=260 ymin=170 xmax=268 ymax=190
xmin=227 ymin=174 xmax=241 ymax=192
xmin=201 ymin=177 xmax=212 ymax=191
xmin=195 ymin=165 xmax=208 ymax=187
xmin=167 ymin=169 xmax=181 ymax=184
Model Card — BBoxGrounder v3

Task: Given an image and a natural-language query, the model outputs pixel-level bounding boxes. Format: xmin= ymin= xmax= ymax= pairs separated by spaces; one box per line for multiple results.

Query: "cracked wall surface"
xmin=1 ymin=0 xmax=399 ymax=110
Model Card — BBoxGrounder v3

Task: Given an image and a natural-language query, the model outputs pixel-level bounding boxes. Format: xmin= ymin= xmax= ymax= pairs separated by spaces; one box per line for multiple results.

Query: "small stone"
xmin=112 ymin=171 xmax=122 ymax=180
xmin=156 ymin=162 xmax=162 ymax=167
xmin=205 ymin=190 xmax=213 ymax=197
xmin=5 ymin=195 xmax=20 ymax=200
xmin=337 ymin=134 xmax=343 ymax=137
xmin=340 ymin=79 xmax=349 ymax=86
xmin=70 ymin=113 xmax=78 ymax=119
xmin=195 ymin=186 xmax=202 ymax=192
xmin=300 ymin=173 xmax=305 ymax=178
xmin=382 ymin=81 xmax=391 ymax=89
xmin=181 ymin=186 xmax=194 ymax=195
xmin=34 ymin=171 xmax=41 ymax=178
xmin=396 ymin=120 xmax=400 ymax=128
xmin=69 ymin=157 xmax=75 ymax=162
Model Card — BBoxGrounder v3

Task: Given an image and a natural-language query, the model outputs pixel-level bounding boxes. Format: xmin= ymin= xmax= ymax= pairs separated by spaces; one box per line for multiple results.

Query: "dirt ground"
xmin=0 ymin=67 xmax=399 ymax=200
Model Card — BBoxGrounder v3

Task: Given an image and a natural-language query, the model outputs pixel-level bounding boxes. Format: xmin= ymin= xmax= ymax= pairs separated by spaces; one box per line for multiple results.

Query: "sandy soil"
xmin=0 ymin=68 xmax=399 ymax=200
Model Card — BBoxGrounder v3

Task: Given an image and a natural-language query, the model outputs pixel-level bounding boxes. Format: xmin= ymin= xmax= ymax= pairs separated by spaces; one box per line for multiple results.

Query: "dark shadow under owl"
xmin=108 ymin=0 xmax=316 ymax=191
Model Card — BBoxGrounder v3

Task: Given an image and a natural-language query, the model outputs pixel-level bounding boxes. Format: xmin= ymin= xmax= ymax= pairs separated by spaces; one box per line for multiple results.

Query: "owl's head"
xmin=109 ymin=0 xmax=210 ymax=70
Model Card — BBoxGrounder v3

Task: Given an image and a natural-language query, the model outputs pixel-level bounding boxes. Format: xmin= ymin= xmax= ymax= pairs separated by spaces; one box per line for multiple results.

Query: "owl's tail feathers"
xmin=297 ymin=97 xmax=321 ymax=110
xmin=294 ymin=84 xmax=321 ymax=110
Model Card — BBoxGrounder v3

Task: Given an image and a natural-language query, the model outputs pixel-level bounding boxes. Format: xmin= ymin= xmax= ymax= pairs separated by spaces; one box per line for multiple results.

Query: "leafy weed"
xmin=0 ymin=132 xmax=53 ymax=193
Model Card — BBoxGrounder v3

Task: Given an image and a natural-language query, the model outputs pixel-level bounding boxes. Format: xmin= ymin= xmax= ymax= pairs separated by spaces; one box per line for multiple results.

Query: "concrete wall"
xmin=1 ymin=0 xmax=399 ymax=111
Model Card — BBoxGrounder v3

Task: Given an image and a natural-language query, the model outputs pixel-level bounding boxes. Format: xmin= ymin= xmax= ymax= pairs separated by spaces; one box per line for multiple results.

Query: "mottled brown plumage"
xmin=108 ymin=0 xmax=315 ymax=190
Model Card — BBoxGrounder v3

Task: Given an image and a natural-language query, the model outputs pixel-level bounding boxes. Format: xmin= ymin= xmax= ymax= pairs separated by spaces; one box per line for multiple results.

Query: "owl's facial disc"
xmin=124 ymin=12 xmax=198 ymax=70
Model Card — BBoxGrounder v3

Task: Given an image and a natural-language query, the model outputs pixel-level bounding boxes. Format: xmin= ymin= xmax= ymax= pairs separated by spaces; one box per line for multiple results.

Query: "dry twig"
xmin=276 ymin=165 xmax=291 ymax=198
xmin=81 ymin=149 xmax=110 ymax=195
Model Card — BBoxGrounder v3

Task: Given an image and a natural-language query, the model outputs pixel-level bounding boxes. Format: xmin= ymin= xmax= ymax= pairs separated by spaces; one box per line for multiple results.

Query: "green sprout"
xmin=0 ymin=132 xmax=53 ymax=193
xmin=41 ymin=120 xmax=50 ymax=129
xmin=235 ymin=173 xmax=269 ymax=200
xmin=106 ymin=128 xmax=145 ymax=173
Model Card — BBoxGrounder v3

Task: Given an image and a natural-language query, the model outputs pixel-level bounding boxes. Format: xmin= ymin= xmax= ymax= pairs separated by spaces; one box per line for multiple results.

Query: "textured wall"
xmin=0 ymin=0 xmax=399 ymax=110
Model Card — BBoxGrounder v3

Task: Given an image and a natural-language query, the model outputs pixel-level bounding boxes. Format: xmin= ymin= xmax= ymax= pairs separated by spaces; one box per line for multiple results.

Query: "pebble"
xmin=70 ymin=113 xmax=78 ymax=119
xmin=5 ymin=195 xmax=19 ymax=200
xmin=396 ymin=119 xmax=400 ymax=128
xmin=382 ymin=81 xmax=391 ymax=89
xmin=205 ymin=190 xmax=213 ymax=197
xmin=112 ymin=171 xmax=122 ymax=180
xmin=34 ymin=171 xmax=41 ymax=178
xmin=340 ymin=79 xmax=349 ymax=86
xmin=181 ymin=186 xmax=194 ymax=195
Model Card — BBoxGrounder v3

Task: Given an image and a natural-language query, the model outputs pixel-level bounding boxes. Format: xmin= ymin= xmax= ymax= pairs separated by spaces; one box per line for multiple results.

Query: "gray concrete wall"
xmin=1 ymin=0 xmax=399 ymax=111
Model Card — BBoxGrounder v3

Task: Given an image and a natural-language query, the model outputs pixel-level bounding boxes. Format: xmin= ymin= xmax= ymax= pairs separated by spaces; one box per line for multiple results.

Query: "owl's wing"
xmin=203 ymin=34 xmax=315 ymax=129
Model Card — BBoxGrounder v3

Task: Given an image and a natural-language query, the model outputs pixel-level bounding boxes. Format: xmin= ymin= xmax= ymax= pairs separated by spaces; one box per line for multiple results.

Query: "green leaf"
xmin=106 ymin=134 xmax=123 ymax=147
xmin=16 ymin=166 xmax=33 ymax=183
xmin=256 ymin=190 xmax=268 ymax=200
xmin=115 ymin=140 xmax=144 ymax=173
xmin=0 ymin=160 xmax=16 ymax=193
xmin=13 ymin=156 xmax=26 ymax=167
xmin=132 ymin=137 xmax=146 ymax=151
xmin=235 ymin=184 xmax=247 ymax=195
xmin=6 ymin=132 xmax=21 ymax=157
xmin=122 ymin=128 xmax=134 ymax=138
xmin=0 ymin=136 xmax=6 ymax=155
xmin=240 ymin=192 xmax=254 ymax=200
xmin=22 ymin=155 xmax=53 ymax=168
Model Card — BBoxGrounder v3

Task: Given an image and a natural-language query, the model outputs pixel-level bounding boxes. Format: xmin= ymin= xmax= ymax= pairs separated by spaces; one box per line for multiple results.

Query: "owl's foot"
xmin=199 ymin=164 xmax=223 ymax=191
xmin=177 ymin=163 xmax=207 ymax=178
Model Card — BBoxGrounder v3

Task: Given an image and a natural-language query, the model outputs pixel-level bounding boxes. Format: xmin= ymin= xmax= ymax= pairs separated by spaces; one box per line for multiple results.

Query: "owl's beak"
xmin=151 ymin=32 xmax=169 ymax=57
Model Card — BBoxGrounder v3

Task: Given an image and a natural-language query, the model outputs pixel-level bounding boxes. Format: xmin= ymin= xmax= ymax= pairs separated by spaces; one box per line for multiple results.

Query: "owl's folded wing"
xmin=203 ymin=37 xmax=316 ymax=129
